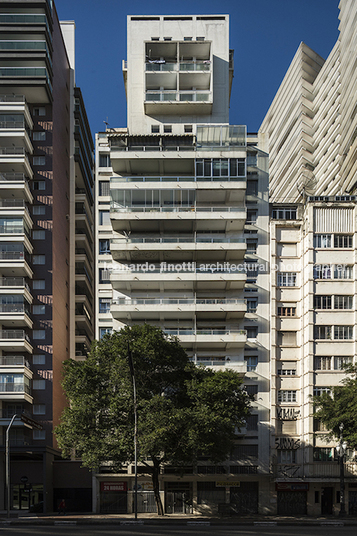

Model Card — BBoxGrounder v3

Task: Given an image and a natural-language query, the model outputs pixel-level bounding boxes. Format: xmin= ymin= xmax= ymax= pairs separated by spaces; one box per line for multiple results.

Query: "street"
xmin=0 ymin=524 xmax=356 ymax=536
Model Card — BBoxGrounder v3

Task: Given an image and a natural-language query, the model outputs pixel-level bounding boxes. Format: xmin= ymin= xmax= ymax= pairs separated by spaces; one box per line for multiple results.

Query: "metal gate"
xmin=277 ymin=491 xmax=307 ymax=515
xmin=349 ymin=490 xmax=357 ymax=515
xmin=230 ymin=482 xmax=258 ymax=515
xmin=100 ymin=491 xmax=127 ymax=513
xmin=165 ymin=482 xmax=193 ymax=514
xmin=137 ymin=492 xmax=157 ymax=513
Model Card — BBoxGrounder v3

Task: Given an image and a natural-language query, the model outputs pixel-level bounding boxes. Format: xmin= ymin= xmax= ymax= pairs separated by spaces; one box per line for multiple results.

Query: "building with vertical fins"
xmin=95 ymin=15 xmax=270 ymax=515
xmin=0 ymin=0 xmax=94 ymax=513
xmin=259 ymin=0 xmax=357 ymax=517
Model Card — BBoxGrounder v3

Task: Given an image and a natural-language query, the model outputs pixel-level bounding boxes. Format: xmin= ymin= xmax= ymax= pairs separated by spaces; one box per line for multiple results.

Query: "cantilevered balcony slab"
xmin=111 ymin=297 xmax=246 ymax=321
xmin=110 ymin=206 xmax=246 ymax=233
xmin=0 ymin=329 xmax=32 ymax=353
xmin=0 ymin=172 xmax=33 ymax=202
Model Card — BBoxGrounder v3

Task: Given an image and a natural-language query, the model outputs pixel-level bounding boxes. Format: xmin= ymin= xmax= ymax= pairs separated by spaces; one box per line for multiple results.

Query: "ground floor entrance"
xmin=165 ymin=482 xmax=193 ymax=514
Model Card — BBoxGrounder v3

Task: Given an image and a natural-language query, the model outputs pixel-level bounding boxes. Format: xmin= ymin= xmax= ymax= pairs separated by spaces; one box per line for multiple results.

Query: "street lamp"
xmin=127 ymin=343 xmax=138 ymax=520
xmin=336 ymin=422 xmax=347 ymax=517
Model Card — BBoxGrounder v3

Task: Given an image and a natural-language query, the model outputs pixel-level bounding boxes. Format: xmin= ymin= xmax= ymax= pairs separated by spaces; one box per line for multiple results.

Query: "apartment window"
xmin=33 ymin=255 xmax=45 ymax=265
xmin=314 ymin=295 xmax=332 ymax=309
xmin=334 ymin=234 xmax=353 ymax=248
xmin=33 ymin=131 xmax=46 ymax=141
xmin=33 ymin=354 xmax=46 ymax=365
xmin=99 ymin=154 xmax=111 ymax=167
xmin=33 ymin=156 xmax=45 ymax=166
xmin=151 ymin=125 xmax=160 ymax=133
xmin=99 ymin=211 xmax=111 ymax=226
xmin=334 ymin=265 xmax=353 ymax=279
xmin=246 ymin=239 xmax=257 ymax=253
xmin=33 ymin=404 xmax=45 ymax=415
xmin=314 ymin=265 xmax=332 ymax=279
xmin=246 ymin=326 xmax=258 ymax=339
xmin=33 ymin=280 xmax=45 ymax=290
xmin=246 ymin=298 xmax=258 ymax=313
xmin=313 ymin=448 xmax=334 ymax=462
xmin=33 ymin=379 xmax=46 ymax=389
xmin=33 ymin=430 xmax=46 ymax=440
xmin=271 ymin=207 xmax=297 ymax=220
xmin=246 ymin=180 xmax=258 ymax=196
xmin=277 ymin=331 xmax=297 ymax=346
xmin=99 ymin=181 xmax=110 ymax=197
xmin=99 ymin=268 xmax=110 ymax=284
xmin=33 ymin=205 xmax=46 ymax=215
xmin=277 ymin=272 xmax=297 ymax=287
xmin=184 ymin=125 xmax=193 ymax=133
xmin=99 ymin=239 xmax=110 ymax=254
xmin=314 ymin=326 xmax=332 ymax=340
xmin=33 ymin=330 xmax=45 ymax=339
xmin=313 ymin=387 xmax=330 ymax=397
xmin=246 ymin=209 xmax=257 ymax=224
xmin=277 ymin=450 xmax=296 ymax=463
xmin=278 ymin=390 xmax=297 ymax=403
xmin=278 ymin=420 xmax=297 ymax=434
xmin=277 ymin=362 xmax=296 ymax=375
xmin=32 ymin=181 xmax=45 ymax=190
xmin=33 ymin=107 xmax=45 ymax=116
xmin=164 ymin=125 xmax=172 ymax=133
xmin=195 ymin=158 xmax=245 ymax=178
xmin=244 ymin=355 xmax=258 ymax=371
xmin=334 ymin=326 xmax=353 ymax=340
xmin=277 ymin=306 xmax=296 ymax=317
xmin=246 ymin=415 xmax=258 ymax=431
xmin=314 ymin=356 xmax=332 ymax=370
xmin=334 ymin=356 xmax=353 ymax=370
xmin=244 ymin=385 xmax=258 ymax=398
xmin=164 ymin=37 xmax=172 ymax=41
xmin=334 ymin=295 xmax=353 ymax=309
xmin=231 ymin=444 xmax=258 ymax=460
xmin=100 ymin=327 xmax=112 ymax=339
xmin=33 ymin=305 xmax=45 ymax=315
xmin=99 ymin=298 xmax=111 ymax=314
xmin=32 ymin=230 xmax=45 ymax=240
xmin=314 ymin=234 xmax=331 ymax=248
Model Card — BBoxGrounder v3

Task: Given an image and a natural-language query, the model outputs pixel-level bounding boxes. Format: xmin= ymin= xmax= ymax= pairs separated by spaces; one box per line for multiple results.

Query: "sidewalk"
xmin=1 ymin=512 xmax=357 ymax=526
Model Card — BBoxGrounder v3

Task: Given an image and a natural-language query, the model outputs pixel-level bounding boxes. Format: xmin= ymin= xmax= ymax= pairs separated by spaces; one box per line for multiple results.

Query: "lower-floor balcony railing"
xmin=112 ymin=298 xmax=244 ymax=306
xmin=0 ymin=382 xmax=31 ymax=395
xmin=274 ymin=462 xmax=357 ymax=479
xmin=0 ymin=355 xmax=30 ymax=367
xmin=164 ymin=328 xmax=246 ymax=336
xmin=0 ymin=330 xmax=30 ymax=342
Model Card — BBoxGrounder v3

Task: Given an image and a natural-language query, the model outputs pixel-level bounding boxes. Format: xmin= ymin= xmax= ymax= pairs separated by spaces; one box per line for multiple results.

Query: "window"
xmin=33 ymin=354 xmax=46 ymax=365
xmin=231 ymin=444 xmax=258 ymax=460
xmin=33 ymin=255 xmax=45 ymax=265
xmin=33 ymin=156 xmax=45 ymax=166
xmin=33 ymin=131 xmax=46 ymax=141
xmin=334 ymin=356 xmax=353 ymax=370
xmin=277 ymin=450 xmax=296 ymax=463
xmin=246 ymin=209 xmax=257 ymax=223
xmin=99 ymin=298 xmax=111 ymax=314
xmin=313 ymin=447 xmax=334 ymax=461
xmin=244 ymin=384 xmax=258 ymax=398
xmin=277 ymin=306 xmax=296 ymax=317
xmin=246 ymin=326 xmax=258 ymax=339
xmin=33 ymin=430 xmax=46 ymax=440
xmin=314 ymin=356 xmax=331 ymax=370
xmin=246 ymin=415 xmax=258 ymax=431
xmin=314 ymin=234 xmax=332 ymax=248
xmin=99 ymin=211 xmax=111 ymax=226
xmin=246 ymin=298 xmax=258 ymax=313
xmin=100 ymin=327 xmax=112 ymax=338
xmin=334 ymin=234 xmax=353 ymax=248
xmin=33 ymin=379 xmax=46 ymax=389
xmin=334 ymin=295 xmax=353 ymax=309
xmin=314 ymin=296 xmax=332 ymax=309
xmin=315 ymin=326 xmax=332 ymax=340
xmin=246 ymin=239 xmax=257 ymax=253
xmin=195 ymin=158 xmax=245 ymax=178
xmin=151 ymin=125 xmax=160 ymax=133
xmin=278 ymin=420 xmax=297 ymax=434
xmin=33 ymin=404 xmax=45 ymax=415
xmin=272 ymin=207 xmax=297 ymax=220
xmin=99 ymin=181 xmax=110 ymax=196
xmin=314 ymin=265 xmax=332 ymax=279
xmin=277 ymin=331 xmax=297 ymax=346
xmin=334 ymin=326 xmax=353 ymax=340
xmin=32 ymin=230 xmax=45 ymax=240
xmin=33 ymin=330 xmax=45 ymax=339
xmin=246 ymin=180 xmax=258 ymax=196
xmin=277 ymin=362 xmax=296 ymax=375
xmin=33 ymin=107 xmax=45 ymax=116
xmin=33 ymin=280 xmax=45 ymax=290
xmin=33 ymin=305 xmax=45 ymax=315
xmin=334 ymin=265 xmax=353 ymax=279
xmin=99 ymin=239 xmax=110 ymax=254
xmin=32 ymin=181 xmax=45 ymax=190
xmin=164 ymin=125 xmax=172 ymax=133
xmin=99 ymin=268 xmax=110 ymax=284
xmin=33 ymin=205 xmax=46 ymax=215
xmin=184 ymin=125 xmax=193 ymax=133
xmin=278 ymin=390 xmax=297 ymax=403
xmin=277 ymin=272 xmax=297 ymax=287
xmin=99 ymin=154 xmax=111 ymax=167
xmin=244 ymin=355 xmax=258 ymax=371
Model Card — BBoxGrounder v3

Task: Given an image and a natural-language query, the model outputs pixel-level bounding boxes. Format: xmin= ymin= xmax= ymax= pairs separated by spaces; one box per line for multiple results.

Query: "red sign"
xmin=101 ymin=481 xmax=127 ymax=492
xmin=276 ymin=482 xmax=309 ymax=491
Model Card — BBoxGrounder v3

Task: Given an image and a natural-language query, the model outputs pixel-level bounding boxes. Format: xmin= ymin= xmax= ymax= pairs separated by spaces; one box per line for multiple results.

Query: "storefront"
xmin=276 ymin=482 xmax=308 ymax=515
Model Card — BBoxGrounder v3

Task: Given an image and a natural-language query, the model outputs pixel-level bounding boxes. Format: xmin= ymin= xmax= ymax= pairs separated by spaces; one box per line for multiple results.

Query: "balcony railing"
xmin=0 ymin=382 xmax=31 ymax=395
xmin=0 ymin=251 xmax=26 ymax=260
xmin=0 ymin=304 xmax=30 ymax=314
xmin=112 ymin=298 xmax=244 ymax=306
xmin=112 ymin=236 xmax=245 ymax=244
xmin=111 ymin=205 xmax=245 ymax=214
xmin=145 ymin=90 xmax=211 ymax=102
xmin=112 ymin=265 xmax=246 ymax=275
xmin=111 ymin=176 xmax=245 ymax=183
xmin=0 ymin=277 xmax=30 ymax=291
xmin=145 ymin=61 xmax=210 ymax=72
xmin=0 ymin=330 xmax=30 ymax=342
xmin=0 ymin=199 xmax=27 ymax=208
xmin=0 ymin=41 xmax=48 ymax=52
xmin=0 ymin=147 xmax=26 ymax=155
xmin=164 ymin=328 xmax=246 ymax=336
xmin=0 ymin=95 xmax=26 ymax=103
xmin=0 ymin=172 xmax=28 ymax=182
xmin=0 ymin=356 xmax=30 ymax=367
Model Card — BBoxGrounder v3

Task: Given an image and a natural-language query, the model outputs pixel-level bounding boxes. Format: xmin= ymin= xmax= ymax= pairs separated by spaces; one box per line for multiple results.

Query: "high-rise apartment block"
xmin=0 ymin=0 xmax=94 ymax=513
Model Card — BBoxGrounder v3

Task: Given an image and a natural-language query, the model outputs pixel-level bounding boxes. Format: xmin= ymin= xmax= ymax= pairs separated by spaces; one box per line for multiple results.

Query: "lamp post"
xmin=127 ymin=344 xmax=138 ymax=520
xmin=336 ymin=422 xmax=347 ymax=517
xmin=6 ymin=414 xmax=18 ymax=518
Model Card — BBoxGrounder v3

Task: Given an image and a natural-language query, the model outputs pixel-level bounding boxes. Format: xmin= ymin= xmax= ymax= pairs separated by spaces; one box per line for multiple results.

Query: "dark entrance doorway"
xmin=165 ymin=482 xmax=193 ymax=514
xmin=321 ymin=486 xmax=334 ymax=515
xmin=277 ymin=490 xmax=307 ymax=515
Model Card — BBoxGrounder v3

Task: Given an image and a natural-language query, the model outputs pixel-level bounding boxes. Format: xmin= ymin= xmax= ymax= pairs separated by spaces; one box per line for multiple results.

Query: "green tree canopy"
xmin=55 ymin=325 xmax=252 ymax=515
xmin=312 ymin=364 xmax=357 ymax=448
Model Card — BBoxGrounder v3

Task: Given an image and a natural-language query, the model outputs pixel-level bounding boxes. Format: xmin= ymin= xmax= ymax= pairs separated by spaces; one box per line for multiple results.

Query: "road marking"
xmin=254 ymin=522 xmax=278 ymax=526
xmin=54 ymin=520 xmax=77 ymax=525
xmin=187 ymin=521 xmax=211 ymax=525
xmin=120 ymin=520 xmax=144 ymax=524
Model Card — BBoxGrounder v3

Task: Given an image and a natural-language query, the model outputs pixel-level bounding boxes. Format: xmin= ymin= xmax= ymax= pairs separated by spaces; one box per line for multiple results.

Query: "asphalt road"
xmin=0 ymin=525 xmax=356 ymax=536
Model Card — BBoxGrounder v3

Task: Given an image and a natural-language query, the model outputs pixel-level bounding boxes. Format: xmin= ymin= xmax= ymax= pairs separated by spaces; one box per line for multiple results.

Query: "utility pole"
xmin=6 ymin=414 xmax=18 ymax=518
xmin=127 ymin=343 xmax=138 ymax=520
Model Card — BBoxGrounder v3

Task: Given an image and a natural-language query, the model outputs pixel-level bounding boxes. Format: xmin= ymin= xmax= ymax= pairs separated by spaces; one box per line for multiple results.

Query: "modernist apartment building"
xmin=0 ymin=0 xmax=94 ymax=513
xmin=259 ymin=0 xmax=357 ymax=516
xmin=95 ymin=15 xmax=270 ymax=515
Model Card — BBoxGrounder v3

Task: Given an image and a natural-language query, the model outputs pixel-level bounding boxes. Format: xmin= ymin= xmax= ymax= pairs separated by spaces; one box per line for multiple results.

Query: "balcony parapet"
xmin=112 ymin=236 xmax=245 ymax=245
xmin=112 ymin=298 xmax=244 ymax=306
xmin=111 ymin=176 xmax=245 ymax=183
xmin=111 ymin=205 xmax=245 ymax=214
xmin=0 ymin=355 xmax=30 ymax=367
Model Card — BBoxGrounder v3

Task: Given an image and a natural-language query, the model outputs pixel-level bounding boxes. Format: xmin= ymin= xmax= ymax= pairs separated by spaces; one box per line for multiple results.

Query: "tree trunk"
xmin=151 ymin=459 xmax=164 ymax=516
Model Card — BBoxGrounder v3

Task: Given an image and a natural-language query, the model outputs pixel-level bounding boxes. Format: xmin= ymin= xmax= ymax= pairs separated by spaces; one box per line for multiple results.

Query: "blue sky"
xmin=55 ymin=0 xmax=339 ymax=137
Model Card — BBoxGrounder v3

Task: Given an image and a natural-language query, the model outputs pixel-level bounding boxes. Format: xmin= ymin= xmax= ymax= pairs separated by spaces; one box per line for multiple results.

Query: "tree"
xmin=312 ymin=364 xmax=357 ymax=448
xmin=55 ymin=325 xmax=252 ymax=515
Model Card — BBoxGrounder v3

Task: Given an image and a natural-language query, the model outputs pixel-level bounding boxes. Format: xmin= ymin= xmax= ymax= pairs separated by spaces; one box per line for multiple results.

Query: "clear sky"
xmin=55 ymin=0 xmax=339 ymax=137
